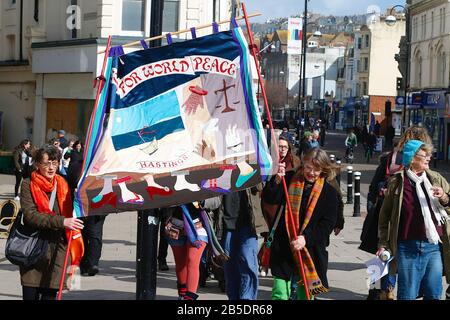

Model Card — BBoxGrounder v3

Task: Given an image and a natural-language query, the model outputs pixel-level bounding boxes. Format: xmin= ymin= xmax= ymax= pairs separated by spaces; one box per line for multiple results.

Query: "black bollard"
xmin=136 ymin=209 xmax=159 ymax=300
xmin=330 ymin=154 xmax=336 ymax=163
xmin=346 ymin=166 xmax=353 ymax=204
xmin=336 ymin=159 xmax=341 ymax=187
xmin=353 ymin=171 xmax=361 ymax=217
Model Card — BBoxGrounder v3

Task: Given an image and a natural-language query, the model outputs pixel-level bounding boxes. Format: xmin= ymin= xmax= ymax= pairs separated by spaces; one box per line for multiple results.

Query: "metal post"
xmin=403 ymin=8 xmax=410 ymax=134
xmin=136 ymin=209 xmax=159 ymax=300
xmin=336 ymin=159 xmax=341 ymax=186
xmin=136 ymin=0 xmax=164 ymax=301
xmin=301 ymin=0 xmax=308 ymax=121
xmin=346 ymin=166 xmax=353 ymax=204
xmin=353 ymin=171 xmax=361 ymax=217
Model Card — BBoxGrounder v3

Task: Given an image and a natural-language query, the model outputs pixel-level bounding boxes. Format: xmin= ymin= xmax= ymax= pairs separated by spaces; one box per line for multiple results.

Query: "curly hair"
xmin=397 ymin=126 xmax=433 ymax=151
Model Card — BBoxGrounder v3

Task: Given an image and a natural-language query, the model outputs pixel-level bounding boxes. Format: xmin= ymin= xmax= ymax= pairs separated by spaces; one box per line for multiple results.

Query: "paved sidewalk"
xmin=0 ymin=131 xmax=447 ymax=299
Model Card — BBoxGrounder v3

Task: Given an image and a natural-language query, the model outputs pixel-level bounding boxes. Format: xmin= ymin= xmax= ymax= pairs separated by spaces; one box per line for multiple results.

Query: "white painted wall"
xmin=367 ymin=19 xmax=405 ymax=97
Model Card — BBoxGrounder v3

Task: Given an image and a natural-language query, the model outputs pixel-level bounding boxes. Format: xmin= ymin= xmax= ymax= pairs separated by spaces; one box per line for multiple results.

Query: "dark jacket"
xmin=219 ymin=185 xmax=263 ymax=238
xmin=360 ymin=151 xmax=402 ymax=254
xmin=263 ymin=171 xmax=338 ymax=288
xmin=19 ymin=179 xmax=68 ymax=289
xmin=12 ymin=148 xmax=30 ymax=173
xmin=66 ymin=151 xmax=84 ymax=190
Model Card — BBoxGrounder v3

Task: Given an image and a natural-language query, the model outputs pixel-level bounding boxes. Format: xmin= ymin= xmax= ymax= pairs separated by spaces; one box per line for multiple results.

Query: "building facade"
xmin=0 ymin=0 xmax=232 ymax=150
xmin=409 ymin=0 xmax=450 ymax=160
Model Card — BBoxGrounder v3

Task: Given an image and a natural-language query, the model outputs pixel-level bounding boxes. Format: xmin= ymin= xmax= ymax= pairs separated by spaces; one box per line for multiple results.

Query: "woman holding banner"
xmin=19 ymin=145 xmax=84 ymax=300
xmin=263 ymin=148 xmax=338 ymax=299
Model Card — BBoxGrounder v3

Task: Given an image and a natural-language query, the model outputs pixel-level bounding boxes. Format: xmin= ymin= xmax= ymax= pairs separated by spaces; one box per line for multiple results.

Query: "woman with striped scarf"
xmin=267 ymin=148 xmax=339 ymax=299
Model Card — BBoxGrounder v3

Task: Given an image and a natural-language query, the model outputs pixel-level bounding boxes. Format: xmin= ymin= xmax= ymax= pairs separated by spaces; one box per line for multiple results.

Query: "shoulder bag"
xmin=5 ymin=183 xmax=57 ymax=267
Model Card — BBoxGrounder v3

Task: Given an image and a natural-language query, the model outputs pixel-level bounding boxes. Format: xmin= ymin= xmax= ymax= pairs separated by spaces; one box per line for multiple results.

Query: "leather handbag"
xmin=5 ymin=184 xmax=57 ymax=267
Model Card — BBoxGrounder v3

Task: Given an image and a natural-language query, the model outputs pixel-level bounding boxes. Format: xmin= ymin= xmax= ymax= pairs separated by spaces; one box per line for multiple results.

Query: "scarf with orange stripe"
xmin=286 ymin=175 xmax=328 ymax=295
xmin=30 ymin=171 xmax=84 ymax=272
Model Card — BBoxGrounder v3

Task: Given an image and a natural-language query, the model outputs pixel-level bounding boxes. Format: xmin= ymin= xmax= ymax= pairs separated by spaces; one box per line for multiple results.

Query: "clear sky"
xmin=244 ymin=0 xmax=407 ymax=22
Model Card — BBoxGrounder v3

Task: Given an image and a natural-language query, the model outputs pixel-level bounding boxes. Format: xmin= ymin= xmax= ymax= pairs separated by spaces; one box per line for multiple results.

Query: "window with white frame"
xmin=121 ymin=0 xmax=147 ymax=36
xmin=163 ymin=0 xmax=180 ymax=33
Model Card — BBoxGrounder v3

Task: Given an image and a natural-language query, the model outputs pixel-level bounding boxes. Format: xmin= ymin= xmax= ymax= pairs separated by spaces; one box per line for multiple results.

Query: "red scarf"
xmin=30 ymin=171 xmax=84 ymax=267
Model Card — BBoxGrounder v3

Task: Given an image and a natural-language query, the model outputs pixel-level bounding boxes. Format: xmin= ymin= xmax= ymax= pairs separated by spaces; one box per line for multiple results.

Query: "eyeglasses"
xmin=279 ymin=145 xmax=289 ymax=150
xmin=415 ymin=153 xmax=432 ymax=160
xmin=40 ymin=161 xmax=59 ymax=168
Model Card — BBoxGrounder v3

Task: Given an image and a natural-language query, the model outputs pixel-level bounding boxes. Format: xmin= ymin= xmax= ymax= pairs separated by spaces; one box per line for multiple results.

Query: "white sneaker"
xmin=14 ymin=196 xmax=20 ymax=201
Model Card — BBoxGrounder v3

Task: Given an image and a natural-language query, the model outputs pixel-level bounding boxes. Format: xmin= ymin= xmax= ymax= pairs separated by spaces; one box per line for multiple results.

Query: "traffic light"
xmin=396 ymin=77 xmax=403 ymax=91
xmin=385 ymin=100 xmax=392 ymax=117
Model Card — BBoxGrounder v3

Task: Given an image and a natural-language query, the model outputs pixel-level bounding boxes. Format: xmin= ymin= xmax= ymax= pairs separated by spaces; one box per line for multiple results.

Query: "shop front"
xmin=407 ymin=90 xmax=446 ymax=160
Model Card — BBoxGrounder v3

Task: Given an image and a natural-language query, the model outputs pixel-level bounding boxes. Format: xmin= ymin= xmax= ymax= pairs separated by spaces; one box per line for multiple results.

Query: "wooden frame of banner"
xmin=97 ymin=13 xmax=261 ymax=54
xmin=57 ymin=36 xmax=113 ymax=301
xmin=241 ymin=4 xmax=311 ymax=300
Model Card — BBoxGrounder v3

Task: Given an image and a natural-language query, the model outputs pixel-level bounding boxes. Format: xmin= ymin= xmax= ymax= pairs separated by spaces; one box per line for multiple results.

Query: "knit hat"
xmin=402 ymin=139 xmax=424 ymax=166
xmin=58 ymin=130 xmax=66 ymax=135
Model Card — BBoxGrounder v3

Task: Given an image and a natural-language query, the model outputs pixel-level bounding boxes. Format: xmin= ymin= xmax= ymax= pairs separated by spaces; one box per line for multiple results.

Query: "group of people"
xmin=12 ymin=122 xmax=450 ymax=301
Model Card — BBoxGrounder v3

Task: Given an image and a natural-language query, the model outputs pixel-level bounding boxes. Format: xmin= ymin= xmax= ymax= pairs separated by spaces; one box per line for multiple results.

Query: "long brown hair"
xmin=300 ymin=148 xmax=338 ymax=180
xmin=397 ymin=126 xmax=433 ymax=151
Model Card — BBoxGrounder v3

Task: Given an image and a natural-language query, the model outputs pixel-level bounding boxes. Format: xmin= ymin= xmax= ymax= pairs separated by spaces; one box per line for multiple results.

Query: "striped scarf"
xmin=286 ymin=175 xmax=328 ymax=295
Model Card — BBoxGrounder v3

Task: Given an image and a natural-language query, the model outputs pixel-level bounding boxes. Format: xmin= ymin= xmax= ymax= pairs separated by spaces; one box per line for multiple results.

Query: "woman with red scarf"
xmin=19 ymin=145 xmax=84 ymax=300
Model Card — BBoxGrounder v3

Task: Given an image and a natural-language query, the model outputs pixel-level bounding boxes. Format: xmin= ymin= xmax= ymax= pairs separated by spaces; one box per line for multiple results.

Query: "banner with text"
xmin=74 ymin=28 xmax=272 ymax=217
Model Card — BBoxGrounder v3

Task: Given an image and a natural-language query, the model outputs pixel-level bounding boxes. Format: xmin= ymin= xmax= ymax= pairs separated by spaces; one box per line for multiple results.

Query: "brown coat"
xmin=379 ymin=169 xmax=450 ymax=282
xmin=19 ymin=179 xmax=68 ymax=289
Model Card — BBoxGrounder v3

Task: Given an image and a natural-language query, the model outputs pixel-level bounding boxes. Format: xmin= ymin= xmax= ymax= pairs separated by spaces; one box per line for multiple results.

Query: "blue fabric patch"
xmin=111 ymin=116 xmax=185 ymax=151
xmin=111 ymin=90 xmax=180 ymax=136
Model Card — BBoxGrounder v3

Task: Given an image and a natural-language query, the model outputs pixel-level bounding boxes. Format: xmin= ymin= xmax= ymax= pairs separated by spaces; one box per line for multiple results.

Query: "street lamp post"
xmin=386 ymin=5 xmax=409 ymax=133
xmin=280 ymin=70 xmax=288 ymax=121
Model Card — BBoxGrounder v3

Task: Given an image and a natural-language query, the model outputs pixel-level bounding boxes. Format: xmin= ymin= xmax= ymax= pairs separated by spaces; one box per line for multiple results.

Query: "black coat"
xmin=262 ymin=171 xmax=338 ymax=288
xmin=67 ymin=151 xmax=84 ymax=190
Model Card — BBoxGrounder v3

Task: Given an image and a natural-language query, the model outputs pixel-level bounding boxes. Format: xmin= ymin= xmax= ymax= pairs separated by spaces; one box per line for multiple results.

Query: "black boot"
xmin=367 ymin=288 xmax=381 ymax=300
xmin=183 ymin=291 xmax=199 ymax=300
xmin=177 ymin=283 xmax=187 ymax=300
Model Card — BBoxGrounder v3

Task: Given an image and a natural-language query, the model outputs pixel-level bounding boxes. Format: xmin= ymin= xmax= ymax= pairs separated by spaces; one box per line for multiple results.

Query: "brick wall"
xmin=368 ymin=95 xmax=396 ymax=135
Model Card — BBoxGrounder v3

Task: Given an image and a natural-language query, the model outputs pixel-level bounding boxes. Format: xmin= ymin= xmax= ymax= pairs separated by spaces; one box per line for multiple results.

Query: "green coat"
xmin=19 ymin=179 xmax=69 ymax=290
xmin=378 ymin=169 xmax=450 ymax=282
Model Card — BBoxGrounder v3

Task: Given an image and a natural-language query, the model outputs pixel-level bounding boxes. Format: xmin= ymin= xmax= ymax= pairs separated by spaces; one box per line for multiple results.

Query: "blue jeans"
xmin=223 ymin=227 xmax=259 ymax=300
xmin=397 ymin=240 xmax=443 ymax=300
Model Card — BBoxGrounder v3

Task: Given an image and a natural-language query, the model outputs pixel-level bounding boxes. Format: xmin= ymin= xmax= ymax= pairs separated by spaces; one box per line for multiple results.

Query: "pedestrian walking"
xmin=264 ymin=148 xmax=338 ymax=300
xmin=57 ymin=130 xmax=69 ymax=149
xmin=221 ymin=186 xmax=263 ymax=300
xmin=12 ymin=139 xmax=32 ymax=200
xmin=18 ymin=144 xmax=84 ymax=300
xmin=165 ymin=198 xmax=224 ymax=300
xmin=65 ymin=141 xmax=84 ymax=196
xmin=360 ymin=125 xmax=433 ymax=300
xmin=378 ymin=140 xmax=450 ymax=300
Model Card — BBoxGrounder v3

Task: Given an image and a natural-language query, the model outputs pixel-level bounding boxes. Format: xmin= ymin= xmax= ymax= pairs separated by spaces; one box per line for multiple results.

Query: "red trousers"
xmin=171 ymin=241 xmax=206 ymax=294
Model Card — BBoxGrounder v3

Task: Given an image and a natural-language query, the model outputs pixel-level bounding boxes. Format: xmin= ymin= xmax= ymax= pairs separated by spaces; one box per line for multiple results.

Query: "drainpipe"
xmin=19 ymin=0 xmax=23 ymax=61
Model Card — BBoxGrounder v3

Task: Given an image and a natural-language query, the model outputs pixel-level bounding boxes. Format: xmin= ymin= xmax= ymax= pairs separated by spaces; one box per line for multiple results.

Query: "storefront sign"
xmin=423 ymin=90 xmax=445 ymax=109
